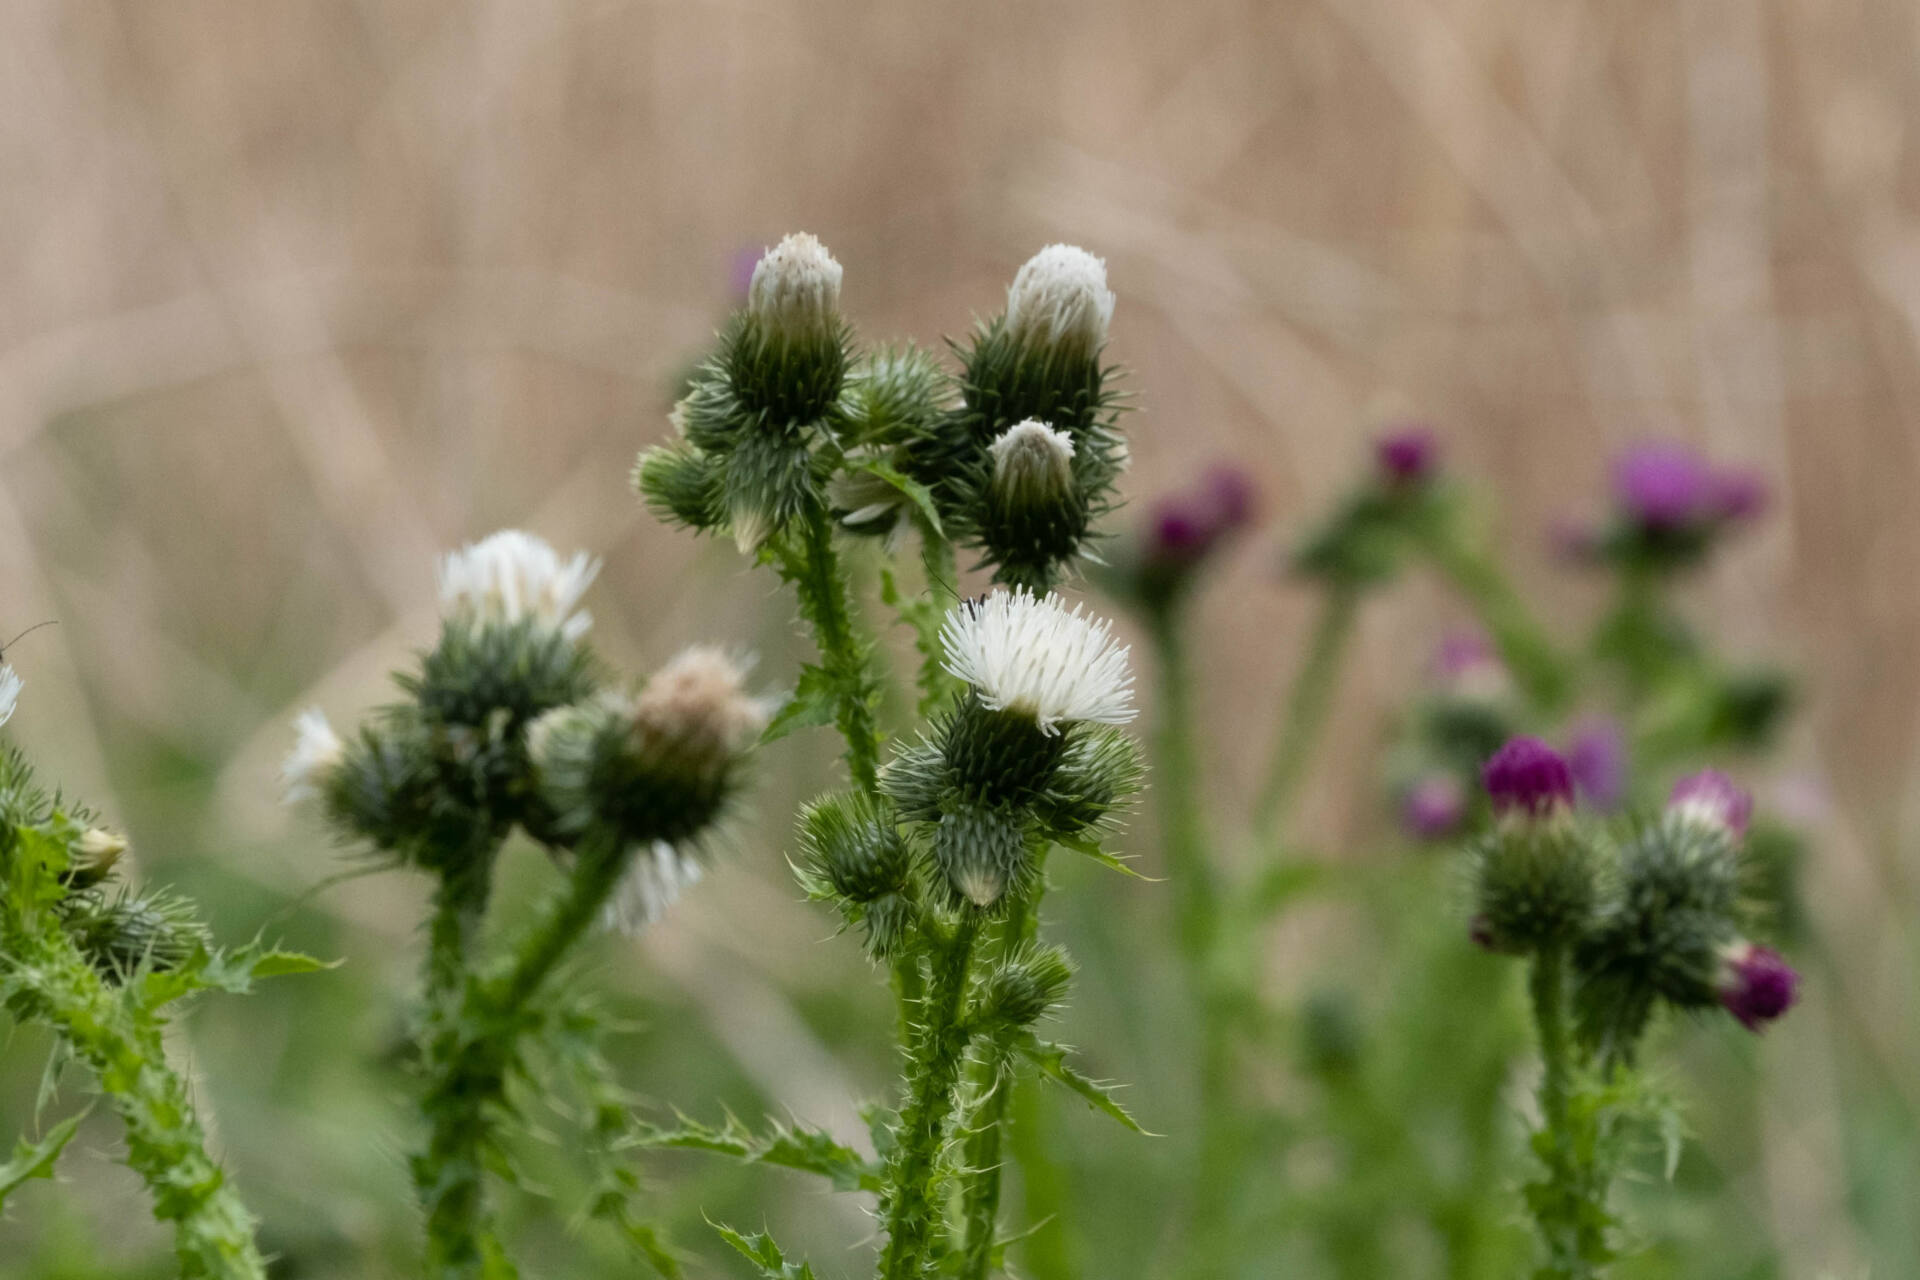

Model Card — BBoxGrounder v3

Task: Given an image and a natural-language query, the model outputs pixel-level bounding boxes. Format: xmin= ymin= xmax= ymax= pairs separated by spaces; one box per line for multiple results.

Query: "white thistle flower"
xmin=747 ymin=232 xmax=843 ymax=338
xmin=989 ymin=419 xmax=1076 ymax=502
xmin=940 ymin=589 xmax=1135 ymax=733
xmin=603 ymin=840 xmax=703 ymax=936
xmin=438 ymin=530 xmax=600 ymax=642
xmin=280 ymin=707 xmax=345 ymax=803
xmin=635 ymin=645 xmax=773 ymax=764
xmin=0 ymin=665 xmax=20 ymax=727
xmin=1004 ymin=244 xmax=1114 ymax=360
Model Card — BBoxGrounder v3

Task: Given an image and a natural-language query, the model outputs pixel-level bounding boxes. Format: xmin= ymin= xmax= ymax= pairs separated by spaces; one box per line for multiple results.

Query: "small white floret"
xmin=1004 ymin=244 xmax=1114 ymax=359
xmin=280 ymin=707 xmax=345 ymax=804
xmin=989 ymin=419 xmax=1076 ymax=500
xmin=747 ymin=232 xmax=843 ymax=337
xmin=438 ymin=530 xmax=600 ymax=642
xmin=940 ymin=589 xmax=1135 ymax=733
xmin=603 ymin=840 xmax=704 ymax=936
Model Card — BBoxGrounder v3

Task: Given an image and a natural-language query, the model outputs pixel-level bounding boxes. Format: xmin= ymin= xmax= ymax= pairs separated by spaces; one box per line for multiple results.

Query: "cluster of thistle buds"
xmin=1556 ymin=441 xmax=1767 ymax=570
xmin=801 ymin=588 xmax=1143 ymax=931
xmin=1469 ymin=735 xmax=1798 ymax=1052
xmin=637 ymin=233 xmax=1128 ymax=589
xmin=1292 ymin=424 xmax=1451 ymax=587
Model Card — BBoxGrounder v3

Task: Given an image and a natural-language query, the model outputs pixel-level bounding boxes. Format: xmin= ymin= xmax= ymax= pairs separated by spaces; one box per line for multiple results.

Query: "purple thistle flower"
xmin=1377 ymin=426 xmax=1439 ymax=486
xmin=1613 ymin=444 xmax=1715 ymax=531
xmin=1482 ymin=736 xmax=1575 ymax=818
xmin=1567 ymin=719 xmax=1628 ymax=812
xmin=1402 ymin=774 xmax=1467 ymax=841
xmin=1144 ymin=465 xmax=1257 ymax=568
xmin=1669 ymin=768 xmax=1753 ymax=838
xmin=1717 ymin=942 xmax=1799 ymax=1031
xmin=1434 ymin=628 xmax=1494 ymax=681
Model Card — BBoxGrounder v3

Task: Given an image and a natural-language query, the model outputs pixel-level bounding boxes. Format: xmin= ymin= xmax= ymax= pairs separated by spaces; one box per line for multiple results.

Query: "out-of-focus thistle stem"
xmin=8 ymin=924 xmax=267 ymax=1279
xmin=1254 ymin=582 xmax=1360 ymax=846
xmin=1423 ymin=531 xmax=1570 ymax=714
xmin=1526 ymin=943 xmax=1605 ymax=1280
xmin=880 ymin=917 xmax=981 ymax=1280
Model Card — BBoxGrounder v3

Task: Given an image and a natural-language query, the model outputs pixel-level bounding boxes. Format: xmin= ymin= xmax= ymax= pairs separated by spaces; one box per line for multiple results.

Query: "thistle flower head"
xmin=747 ymin=232 xmax=843 ymax=339
xmin=1402 ymin=773 xmax=1466 ymax=841
xmin=0 ymin=665 xmax=21 ymax=727
xmin=1568 ymin=719 xmax=1629 ymax=812
xmin=1613 ymin=444 xmax=1715 ymax=531
xmin=989 ymin=419 xmax=1077 ymax=500
xmin=1668 ymin=768 xmax=1752 ymax=838
xmin=602 ymin=840 xmax=703 ymax=936
xmin=438 ymin=530 xmax=600 ymax=642
xmin=941 ymin=590 xmax=1135 ymax=734
xmin=1482 ymin=735 xmax=1575 ymax=819
xmin=1717 ymin=941 xmax=1799 ymax=1031
xmin=1377 ymin=426 xmax=1439 ymax=486
xmin=632 ymin=645 xmax=770 ymax=771
xmin=1146 ymin=466 xmax=1256 ymax=566
xmin=1004 ymin=244 xmax=1114 ymax=362
xmin=280 ymin=707 xmax=346 ymax=804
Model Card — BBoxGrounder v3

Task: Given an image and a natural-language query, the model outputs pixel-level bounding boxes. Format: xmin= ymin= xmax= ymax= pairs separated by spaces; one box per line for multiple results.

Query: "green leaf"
xmin=1013 ymin=1033 xmax=1154 ymax=1135
xmin=846 ymin=457 xmax=944 ymax=537
xmin=630 ymin=1112 xmax=881 ymax=1193
xmin=761 ymin=666 xmax=839 ymax=745
xmin=710 ymin=1221 xmax=818 ymax=1280
xmin=0 ymin=1106 xmax=91 ymax=1209
xmin=1052 ymin=832 xmax=1157 ymax=881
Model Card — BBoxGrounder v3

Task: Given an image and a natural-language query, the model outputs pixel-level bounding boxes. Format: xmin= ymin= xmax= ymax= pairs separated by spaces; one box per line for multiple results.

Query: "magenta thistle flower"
xmin=1669 ymin=768 xmax=1752 ymax=838
xmin=1567 ymin=719 xmax=1628 ymax=812
xmin=1402 ymin=774 xmax=1467 ymax=840
xmin=1717 ymin=941 xmax=1799 ymax=1031
xmin=1377 ymin=426 xmax=1439 ymax=486
xmin=1144 ymin=465 xmax=1257 ymax=568
xmin=1482 ymin=736 xmax=1575 ymax=818
xmin=1613 ymin=443 xmax=1715 ymax=530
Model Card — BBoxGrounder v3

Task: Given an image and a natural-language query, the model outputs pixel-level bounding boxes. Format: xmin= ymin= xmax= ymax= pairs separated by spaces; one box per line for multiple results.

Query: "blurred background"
xmin=1 ymin=2 xmax=1916 ymax=1276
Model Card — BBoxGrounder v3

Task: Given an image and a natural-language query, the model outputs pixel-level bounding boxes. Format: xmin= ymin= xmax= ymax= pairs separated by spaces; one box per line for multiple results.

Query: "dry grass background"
xmin=1 ymin=2 xmax=1917 ymax=1274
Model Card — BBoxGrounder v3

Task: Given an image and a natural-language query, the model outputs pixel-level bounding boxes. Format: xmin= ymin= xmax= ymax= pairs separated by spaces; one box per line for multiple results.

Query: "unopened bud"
xmin=1667 ymin=769 xmax=1752 ymax=839
xmin=747 ymin=232 xmax=843 ymax=341
xmin=1004 ymin=244 xmax=1114 ymax=362
xmin=1717 ymin=941 xmax=1799 ymax=1031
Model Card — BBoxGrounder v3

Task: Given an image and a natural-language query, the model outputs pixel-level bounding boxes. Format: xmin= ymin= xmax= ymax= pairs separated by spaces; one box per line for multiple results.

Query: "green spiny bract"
xmin=59 ymin=888 xmax=207 ymax=981
xmin=633 ymin=438 xmax=727 ymax=533
xmin=404 ymin=616 xmax=596 ymax=730
xmin=1470 ymin=820 xmax=1599 ymax=955
xmin=796 ymin=791 xmax=912 ymax=904
xmin=1574 ymin=816 xmax=1748 ymax=1058
xmin=835 ymin=343 xmax=951 ymax=453
xmin=972 ymin=944 xmax=1073 ymax=1031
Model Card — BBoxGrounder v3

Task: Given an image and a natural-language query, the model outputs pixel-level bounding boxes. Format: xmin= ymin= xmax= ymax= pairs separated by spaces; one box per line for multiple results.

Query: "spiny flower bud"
xmin=1482 ymin=736 xmax=1575 ymax=821
xmin=0 ymin=664 xmax=20 ymax=727
xmin=1376 ymin=426 xmax=1438 ymax=487
xmin=933 ymin=803 xmax=1028 ymax=909
xmin=1717 ymin=941 xmax=1799 ymax=1031
xmin=1668 ymin=769 xmax=1752 ymax=839
xmin=439 ymin=530 xmax=600 ymax=643
xmin=747 ymin=232 xmax=843 ymax=341
xmin=1004 ymin=244 xmax=1114 ymax=363
xmin=280 ymin=708 xmax=346 ymax=804
xmin=940 ymin=589 xmax=1135 ymax=735
xmin=976 ymin=945 xmax=1074 ymax=1029
xmin=989 ymin=419 xmax=1077 ymax=506
xmin=70 ymin=827 xmax=129 ymax=881
xmin=797 ymin=792 xmax=911 ymax=904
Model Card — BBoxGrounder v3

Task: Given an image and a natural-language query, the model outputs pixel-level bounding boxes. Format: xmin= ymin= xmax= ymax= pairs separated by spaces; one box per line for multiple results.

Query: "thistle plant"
xmin=635 ymin=235 xmax=1145 ymax=1278
xmin=285 ymin=530 xmax=766 ymax=1279
xmin=0 ymin=668 xmax=315 ymax=1278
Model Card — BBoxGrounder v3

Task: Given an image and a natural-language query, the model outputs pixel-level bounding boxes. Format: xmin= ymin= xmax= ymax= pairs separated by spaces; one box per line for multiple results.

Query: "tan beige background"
xmin=0 ymin=3 xmax=1913 ymax=1273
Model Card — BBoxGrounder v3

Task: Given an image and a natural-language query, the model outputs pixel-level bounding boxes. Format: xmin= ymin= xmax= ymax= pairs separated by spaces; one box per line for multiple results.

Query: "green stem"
xmin=880 ymin=917 xmax=981 ymax=1280
xmin=1531 ymin=946 xmax=1571 ymax=1152
xmin=418 ymin=835 xmax=630 ymax=1279
xmin=12 ymin=924 xmax=267 ymax=1278
xmin=1253 ymin=585 xmax=1360 ymax=846
xmin=1526 ymin=944 xmax=1606 ymax=1280
xmin=1424 ymin=533 xmax=1570 ymax=714
xmin=789 ymin=510 xmax=883 ymax=793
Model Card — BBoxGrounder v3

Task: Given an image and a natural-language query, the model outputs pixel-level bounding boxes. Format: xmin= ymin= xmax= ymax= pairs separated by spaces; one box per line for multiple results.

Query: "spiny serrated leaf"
xmin=631 ymin=1112 xmax=881 ymax=1193
xmin=711 ymin=1220 xmax=818 ymax=1279
xmin=1014 ymin=1032 xmax=1153 ymax=1135
xmin=762 ymin=666 xmax=840 ymax=745
xmin=1051 ymin=832 xmax=1157 ymax=880
xmin=0 ymin=1106 xmax=90 ymax=1209
xmin=845 ymin=457 xmax=944 ymax=536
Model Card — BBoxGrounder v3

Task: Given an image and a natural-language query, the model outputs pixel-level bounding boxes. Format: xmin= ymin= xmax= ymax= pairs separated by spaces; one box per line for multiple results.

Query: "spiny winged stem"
xmin=880 ymin=916 xmax=981 ymax=1279
xmin=419 ymin=830 xmax=633 ymax=1279
xmin=1254 ymin=582 xmax=1359 ymax=845
xmin=785 ymin=507 xmax=884 ymax=793
xmin=9 ymin=923 xmax=267 ymax=1279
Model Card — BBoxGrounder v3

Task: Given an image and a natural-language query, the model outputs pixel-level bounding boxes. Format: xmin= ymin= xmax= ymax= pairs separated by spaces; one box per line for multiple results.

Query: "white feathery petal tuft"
xmin=603 ymin=840 xmax=703 ymax=936
xmin=0 ymin=665 xmax=20 ymax=727
xmin=989 ymin=419 xmax=1076 ymax=497
xmin=438 ymin=529 xmax=600 ymax=641
xmin=280 ymin=707 xmax=345 ymax=803
xmin=940 ymin=589 xmax=1135 ymax=733
xmin=1005 ymin=244 xmax=1114 ymax=358
xmin=747 ymin=232 xmax=843 ymax=335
